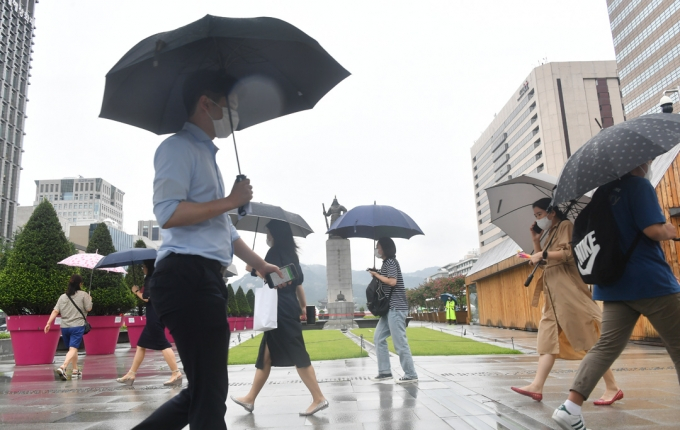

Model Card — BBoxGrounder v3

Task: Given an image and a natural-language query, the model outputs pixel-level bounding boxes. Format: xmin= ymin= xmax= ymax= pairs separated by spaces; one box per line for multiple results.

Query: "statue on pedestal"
xmin=323 ymin=196 xmax=347 ymax=239
xmin=336 ymin=291 xmax=345 ymax=302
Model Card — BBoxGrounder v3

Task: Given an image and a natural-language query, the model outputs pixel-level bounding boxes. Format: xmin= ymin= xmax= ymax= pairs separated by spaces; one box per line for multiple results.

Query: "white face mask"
xmin=642 ymin=163 xmax=653 ymax=180
xmin=266 ymin=237 xmax=273 ymax=248
xmin=536 ymin=216 xmax=551 ymax=231
xmin=208 ymin=101 xmax=239 ymax=139
xmin=374 ymin=248 xmax=382 ymax=259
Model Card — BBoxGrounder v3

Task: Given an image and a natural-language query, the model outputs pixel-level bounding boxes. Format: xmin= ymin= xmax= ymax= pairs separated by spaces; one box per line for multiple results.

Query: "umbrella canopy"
xmin=58 ymin=254 xmax=127 ymax=274
xmin=440 ymin=293 xmax=456 ymax=303
xmin=93 ymin=248 xmax=158 ymax=269
xmin=326 ymin=204 xmax=424 ymax=240
xmin=100 ymin=15 xmax=350 ymax=134
xmin=552 ymin=113 xmax=680 ymax=205
xmin=228 ymin=202 xmax=313 ymax=238
xmin=485 ymin=173 xmax=590 ymax=253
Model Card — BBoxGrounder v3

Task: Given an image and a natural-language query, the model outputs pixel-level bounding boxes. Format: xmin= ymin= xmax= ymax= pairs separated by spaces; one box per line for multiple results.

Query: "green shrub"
xmin=83 ymin=223 xmax=135 ymax=316
xmin=235 ymin=286 xmax=251 ymax=316
xmin=363 ymin=315 xmax=380 ymax=319
xmin=226 ymin=284 xmax=239 ymax=316
xmin=246 ymin=288 xmax=255 ymax=313
xmin=0 ymin=332 xmax=10 ymax=340
xmin=0 ymin=200 xmax=75 ymax=315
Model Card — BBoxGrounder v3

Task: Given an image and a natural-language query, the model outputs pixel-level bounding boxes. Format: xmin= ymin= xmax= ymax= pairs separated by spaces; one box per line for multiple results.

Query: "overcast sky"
xmin=19 ymin=0 xmax=615 ymax=274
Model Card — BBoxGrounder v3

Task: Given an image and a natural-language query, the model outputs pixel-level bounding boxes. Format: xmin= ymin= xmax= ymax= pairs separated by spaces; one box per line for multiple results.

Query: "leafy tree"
xmin=406 ymin=276 xmax=466 ymax=311
xmin=235 ymin=286 xmax=251 ymax=317
xmin=246 ymin=288 xmax=255 ymax=314
xmin=226 ymin=284 xmax=239 ymax=316
xmin=0 ymin=200 xmax=76 ymax=315
xmin=84 ymin=223 xmax=135 ymax=316
xmin=125 ymin=239 xmax=147 ymax=316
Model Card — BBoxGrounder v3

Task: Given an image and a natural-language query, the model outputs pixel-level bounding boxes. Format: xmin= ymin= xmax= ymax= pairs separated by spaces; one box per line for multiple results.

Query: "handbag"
xmin=67 ymin=294 xmax=91 ymax=334
xmin=253 ymin=283 xmax=278 ymax=332
xmin=366 ymin=276 xmax=392 ymax=317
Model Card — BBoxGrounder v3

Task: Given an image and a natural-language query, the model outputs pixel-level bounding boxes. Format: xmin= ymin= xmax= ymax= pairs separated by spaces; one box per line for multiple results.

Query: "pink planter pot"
xmin=164 ymin=327 xmax=175 ymax=344
xmin=244 ymin=317 xmax=254 ymax=330
xmin=235 ymin=317 xmax=247 ymax=331
xmin=227 ymin=317 xmax=237 ymax=331
xmin=83 ymin=316 xmax=123 ymax=355
xmin=6 ymin=315 xmax=61 ymax=366
xmin=125 ymin=316 xmax=146 ymax=348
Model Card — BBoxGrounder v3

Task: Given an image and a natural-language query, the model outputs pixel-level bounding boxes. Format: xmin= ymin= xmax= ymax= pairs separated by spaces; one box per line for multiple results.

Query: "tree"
xmin=246 ymin=288 xmax=255 ymax=314
xmin=84 ymin=223 xmax=135 ymax=316
xmin=125 ymin=239 xmax=147 ymax=315
xmin=0 ymin=200 xmax=76 ymax=315
xmin=226 ymin=284 xmax=239 ymax=316
xmin=235 ymin=286 xmax=251 ymax=317
xmin=406 ymin=276 xmax=467 ymax=311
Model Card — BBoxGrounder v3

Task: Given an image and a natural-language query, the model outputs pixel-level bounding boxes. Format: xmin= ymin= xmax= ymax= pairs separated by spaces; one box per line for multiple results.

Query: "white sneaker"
xmin=552 ymin=404 xmax=586 ymax=430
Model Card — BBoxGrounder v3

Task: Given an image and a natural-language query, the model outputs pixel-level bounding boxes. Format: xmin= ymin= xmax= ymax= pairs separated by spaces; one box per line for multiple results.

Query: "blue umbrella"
xmin=326 ymin=204 xmax=424 ymax=240
xmin=93 ymin=248 xmax=157 ymax=269
xmin=440 ymin=293 xmax=456 ymax=303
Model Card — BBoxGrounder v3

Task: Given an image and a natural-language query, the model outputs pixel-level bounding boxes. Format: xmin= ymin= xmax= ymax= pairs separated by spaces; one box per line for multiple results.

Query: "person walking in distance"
xmin=115 ymin=260 xmax=182 ymax=387
xmin=552 ymin=161 xmax=680 ymax=430
xmin=231 ymin=220 xmax=329 ymax=416
xmin=132 ymin=70 xmax=282 ymax=430
xmin=370 ymin=237 xmax=418 ymax=384
xmin=44 ymin=274 xmax=92 ymax=380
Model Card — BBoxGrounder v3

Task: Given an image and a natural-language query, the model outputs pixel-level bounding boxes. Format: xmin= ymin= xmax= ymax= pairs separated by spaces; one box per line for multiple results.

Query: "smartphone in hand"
xmin=265 ymin=264 xmax=298 ymax=289
xmin=532 ymin=223 xmax=543 ymax=234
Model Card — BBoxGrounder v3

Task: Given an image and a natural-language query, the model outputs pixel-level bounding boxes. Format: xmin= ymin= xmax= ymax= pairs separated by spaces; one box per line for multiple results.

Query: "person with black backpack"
xmin=44 ymin=274 xmax=92 ymax=380
xmin=510 ymin=198 xmax=621 ymax=405
xmin=369 ymin=237 xmax=418 ymax=384
xmin=552 ymin=161 xmax=680 ymax=430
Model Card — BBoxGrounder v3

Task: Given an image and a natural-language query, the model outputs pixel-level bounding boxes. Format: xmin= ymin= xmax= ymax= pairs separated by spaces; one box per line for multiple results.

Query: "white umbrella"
xmin=484 ymin=173 xmax=590 ymax=253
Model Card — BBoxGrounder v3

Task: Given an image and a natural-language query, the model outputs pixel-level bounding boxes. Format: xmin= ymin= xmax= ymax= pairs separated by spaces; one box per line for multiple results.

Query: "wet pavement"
xmin=0 ymin=322 xmax=678 ymax=429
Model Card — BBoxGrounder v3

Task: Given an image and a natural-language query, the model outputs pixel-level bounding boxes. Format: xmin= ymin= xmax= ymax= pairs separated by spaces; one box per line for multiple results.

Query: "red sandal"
xmin=510 ymin=386 xmax=543 ymax=402
xmin=594 ymin=389 xmax=624 ymax=406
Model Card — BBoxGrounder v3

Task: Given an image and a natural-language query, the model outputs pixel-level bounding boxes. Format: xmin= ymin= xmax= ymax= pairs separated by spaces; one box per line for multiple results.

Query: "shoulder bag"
xmin=66 ymin=294 xmax=92 ymax=334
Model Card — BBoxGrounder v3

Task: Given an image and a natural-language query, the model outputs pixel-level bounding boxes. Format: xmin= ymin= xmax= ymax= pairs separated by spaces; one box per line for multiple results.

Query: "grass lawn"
xmin=351 ymin=327 xmax=521 ymax=356
xmin=228 ymin=330 xmax=367 ymax=365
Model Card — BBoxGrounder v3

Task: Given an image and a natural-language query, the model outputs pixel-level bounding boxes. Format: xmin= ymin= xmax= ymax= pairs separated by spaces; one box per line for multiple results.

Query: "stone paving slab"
xmin=0 ymin=322 xmax=678 ymax=429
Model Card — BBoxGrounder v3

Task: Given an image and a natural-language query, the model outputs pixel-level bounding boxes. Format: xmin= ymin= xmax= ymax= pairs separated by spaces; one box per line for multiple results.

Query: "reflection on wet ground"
xmin=0 ymin=323 xmax=678 ymax=429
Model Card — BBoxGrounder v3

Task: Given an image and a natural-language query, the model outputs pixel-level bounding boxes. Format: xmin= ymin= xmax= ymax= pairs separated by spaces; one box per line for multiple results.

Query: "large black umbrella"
xmin=93 ymin=248 xmax=157 ymax=269
xmin=99 ymin=15 xmax=350 ymax=135
xmin=552 ymin=113 xmax=680 ymax=205
xmin=227 ymin=202 xmax=313 ymax=249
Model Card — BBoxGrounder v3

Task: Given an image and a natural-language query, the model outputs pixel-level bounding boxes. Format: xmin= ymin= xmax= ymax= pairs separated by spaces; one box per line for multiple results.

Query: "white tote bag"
xmin=253 ymin=283 xmax=278 ymax=332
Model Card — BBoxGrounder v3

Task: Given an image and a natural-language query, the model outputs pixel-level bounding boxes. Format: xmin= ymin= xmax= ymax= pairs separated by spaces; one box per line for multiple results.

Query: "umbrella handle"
xmin=236 ymin=175 xmax=248 ymax=216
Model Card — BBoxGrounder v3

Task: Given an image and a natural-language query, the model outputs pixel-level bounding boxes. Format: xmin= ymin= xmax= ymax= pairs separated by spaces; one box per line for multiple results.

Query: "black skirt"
xmin=137 ymin=300 xmax=172 ymax=351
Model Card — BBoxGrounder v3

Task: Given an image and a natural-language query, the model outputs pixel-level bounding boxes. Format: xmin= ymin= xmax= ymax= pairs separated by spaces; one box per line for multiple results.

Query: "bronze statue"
xmin=336 ymin=291 xmax=346 ymax=302
xmin=323 ymin=196 xmax=347 ymax=230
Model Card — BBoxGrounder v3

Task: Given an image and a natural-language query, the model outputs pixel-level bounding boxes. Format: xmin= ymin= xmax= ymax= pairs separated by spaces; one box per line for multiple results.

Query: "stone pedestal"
xmin=326 ymin=238 xmax=354 ymax=320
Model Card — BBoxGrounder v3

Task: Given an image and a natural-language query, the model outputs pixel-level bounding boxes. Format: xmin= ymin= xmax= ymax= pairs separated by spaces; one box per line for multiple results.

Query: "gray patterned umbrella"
xmin=552 ymin=113 xmax=680 ymax=205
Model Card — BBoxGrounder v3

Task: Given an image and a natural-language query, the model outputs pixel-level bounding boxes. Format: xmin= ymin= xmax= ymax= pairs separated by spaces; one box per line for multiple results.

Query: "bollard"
xmin=511 ymin=337 xmax=515 ymax=350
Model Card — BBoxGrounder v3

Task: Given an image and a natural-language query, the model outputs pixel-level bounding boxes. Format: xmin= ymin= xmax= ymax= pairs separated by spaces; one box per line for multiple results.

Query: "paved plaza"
xmin=0 ymin=322 xmax=678 ymax=429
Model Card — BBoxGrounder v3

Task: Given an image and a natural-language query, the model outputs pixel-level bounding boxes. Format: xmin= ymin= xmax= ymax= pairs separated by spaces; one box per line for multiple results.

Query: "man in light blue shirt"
xmin=135 ymin=70 xmax=281 ymax=430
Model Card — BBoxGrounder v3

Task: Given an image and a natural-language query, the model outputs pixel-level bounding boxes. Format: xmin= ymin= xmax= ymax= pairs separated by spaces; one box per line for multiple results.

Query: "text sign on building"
xmin=517 ymin=81 xmax=529 ymax=101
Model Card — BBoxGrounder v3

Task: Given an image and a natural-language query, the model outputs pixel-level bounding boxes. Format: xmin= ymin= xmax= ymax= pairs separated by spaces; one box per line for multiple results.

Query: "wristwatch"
xmin=542 ymin=250 xmax=548 ymax=260
xmin=250 ymin=268 xmax=257 ymax=277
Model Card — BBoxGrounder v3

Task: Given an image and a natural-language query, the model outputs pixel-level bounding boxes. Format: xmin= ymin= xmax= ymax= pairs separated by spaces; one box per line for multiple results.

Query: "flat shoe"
xmin=594 ymin=389 xmax=624 ymax=405
xmin=230 ymin=395 xmax=254 ymax=413
xmin=511 ymin=386 xmax=542 ymax=402
xmin=299 ymin=399 xmax=329 ymax=416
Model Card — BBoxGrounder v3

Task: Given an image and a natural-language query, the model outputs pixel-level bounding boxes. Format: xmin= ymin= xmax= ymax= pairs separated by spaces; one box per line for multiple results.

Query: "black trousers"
xmin=133 ymin=253 xmax=230 ymax=430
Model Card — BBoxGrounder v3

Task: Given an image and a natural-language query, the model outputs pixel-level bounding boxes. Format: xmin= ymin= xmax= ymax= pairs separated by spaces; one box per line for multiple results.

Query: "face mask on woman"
xmin=266 ymin=237 xmax=273 ymax=248
xmin=374 ymin=248 xmax=382 ymax=259
xmin=536 ymin=216 xmax=551 ymax=231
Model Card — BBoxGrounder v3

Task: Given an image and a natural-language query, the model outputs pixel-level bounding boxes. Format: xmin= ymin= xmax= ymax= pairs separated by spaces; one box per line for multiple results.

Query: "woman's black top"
xmin=137 ymin=275 xmax=172 ymax=351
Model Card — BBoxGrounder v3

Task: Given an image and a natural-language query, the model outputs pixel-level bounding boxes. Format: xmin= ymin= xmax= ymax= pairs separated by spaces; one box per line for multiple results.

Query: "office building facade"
xmin=0 ymin=0 xmax=35 ymax=240
xmin=33 ymin=177 xmax=125 ymax=227
xmin=470 ymin=61 xmax=624 ymax=253
xmin=138 ymin=219 xmax=160 ymax=241
xmin=607 ymin=0 xmax=680 ymax=117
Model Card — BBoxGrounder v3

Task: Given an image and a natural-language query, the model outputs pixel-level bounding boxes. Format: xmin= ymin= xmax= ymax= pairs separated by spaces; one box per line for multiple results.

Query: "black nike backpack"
xmin=571 ymin=177 xmax=642 ymax=284
xmin=366 ymin=277 xmax=391 ymax=317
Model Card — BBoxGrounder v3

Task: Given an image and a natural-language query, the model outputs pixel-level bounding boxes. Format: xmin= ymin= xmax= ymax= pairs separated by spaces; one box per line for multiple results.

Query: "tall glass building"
xmin=0 ymin=0 xmax=35 ymax=240
xmin=607 ymin=0 xmax=680 ymax=117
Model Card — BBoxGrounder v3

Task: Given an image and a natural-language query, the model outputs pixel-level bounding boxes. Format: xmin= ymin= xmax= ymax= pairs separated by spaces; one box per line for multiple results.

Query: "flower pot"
xmin=83 ymin=316 xmax=123 ymax=355
xmin=6 ymin=315 xmax=61 ymax=366
xmin=125 ymin=316 xmax=146 ymax=348
xmin=227 ymin=317 xmax=237 ymax=331
xmin=233 ymin=316 xmax=246 ymax=331
xmin=353 ymin=318 xmax=380 ymax=328
xmin=164 ymin=327 xmax=175 ymax=344
xmin=244 ymin=317 xmax=254 ymax=330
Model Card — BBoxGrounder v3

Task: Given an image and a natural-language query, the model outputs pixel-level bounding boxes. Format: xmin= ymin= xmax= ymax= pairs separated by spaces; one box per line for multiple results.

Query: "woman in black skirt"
xmin=115 ymin=259 xmax=182 ymax=387
xmin=231 ymin=220 xmax=328 ymax=416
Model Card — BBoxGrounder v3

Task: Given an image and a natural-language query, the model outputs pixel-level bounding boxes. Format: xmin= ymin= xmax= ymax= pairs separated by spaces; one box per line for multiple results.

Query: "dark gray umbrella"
xmin=228 ymin=202 xmax=313 ymax=249
xmin=552 ymin=113 xmax=680 ymax=205
xmin=93 ymin=248 xmax=157 ymax=269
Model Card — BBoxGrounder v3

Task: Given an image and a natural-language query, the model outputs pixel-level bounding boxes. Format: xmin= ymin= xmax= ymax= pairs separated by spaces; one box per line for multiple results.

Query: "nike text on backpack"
xmin=571 ymin=177 xmax=642 ymax=285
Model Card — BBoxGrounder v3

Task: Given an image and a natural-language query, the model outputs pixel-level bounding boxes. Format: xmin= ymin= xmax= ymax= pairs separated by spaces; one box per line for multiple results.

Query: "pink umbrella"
xmin=58 ymin=254 xmax=127 ymax=274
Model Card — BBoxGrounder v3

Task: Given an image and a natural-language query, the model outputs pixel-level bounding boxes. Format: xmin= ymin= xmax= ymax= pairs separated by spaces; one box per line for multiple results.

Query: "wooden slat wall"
xmin=473 ymin=263 xmax=544 ymax=330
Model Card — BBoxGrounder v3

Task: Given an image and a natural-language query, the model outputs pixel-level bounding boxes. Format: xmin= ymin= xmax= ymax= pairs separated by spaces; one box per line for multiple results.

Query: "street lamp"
xmin=660 ymin=86 xmax=680 ymax=113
